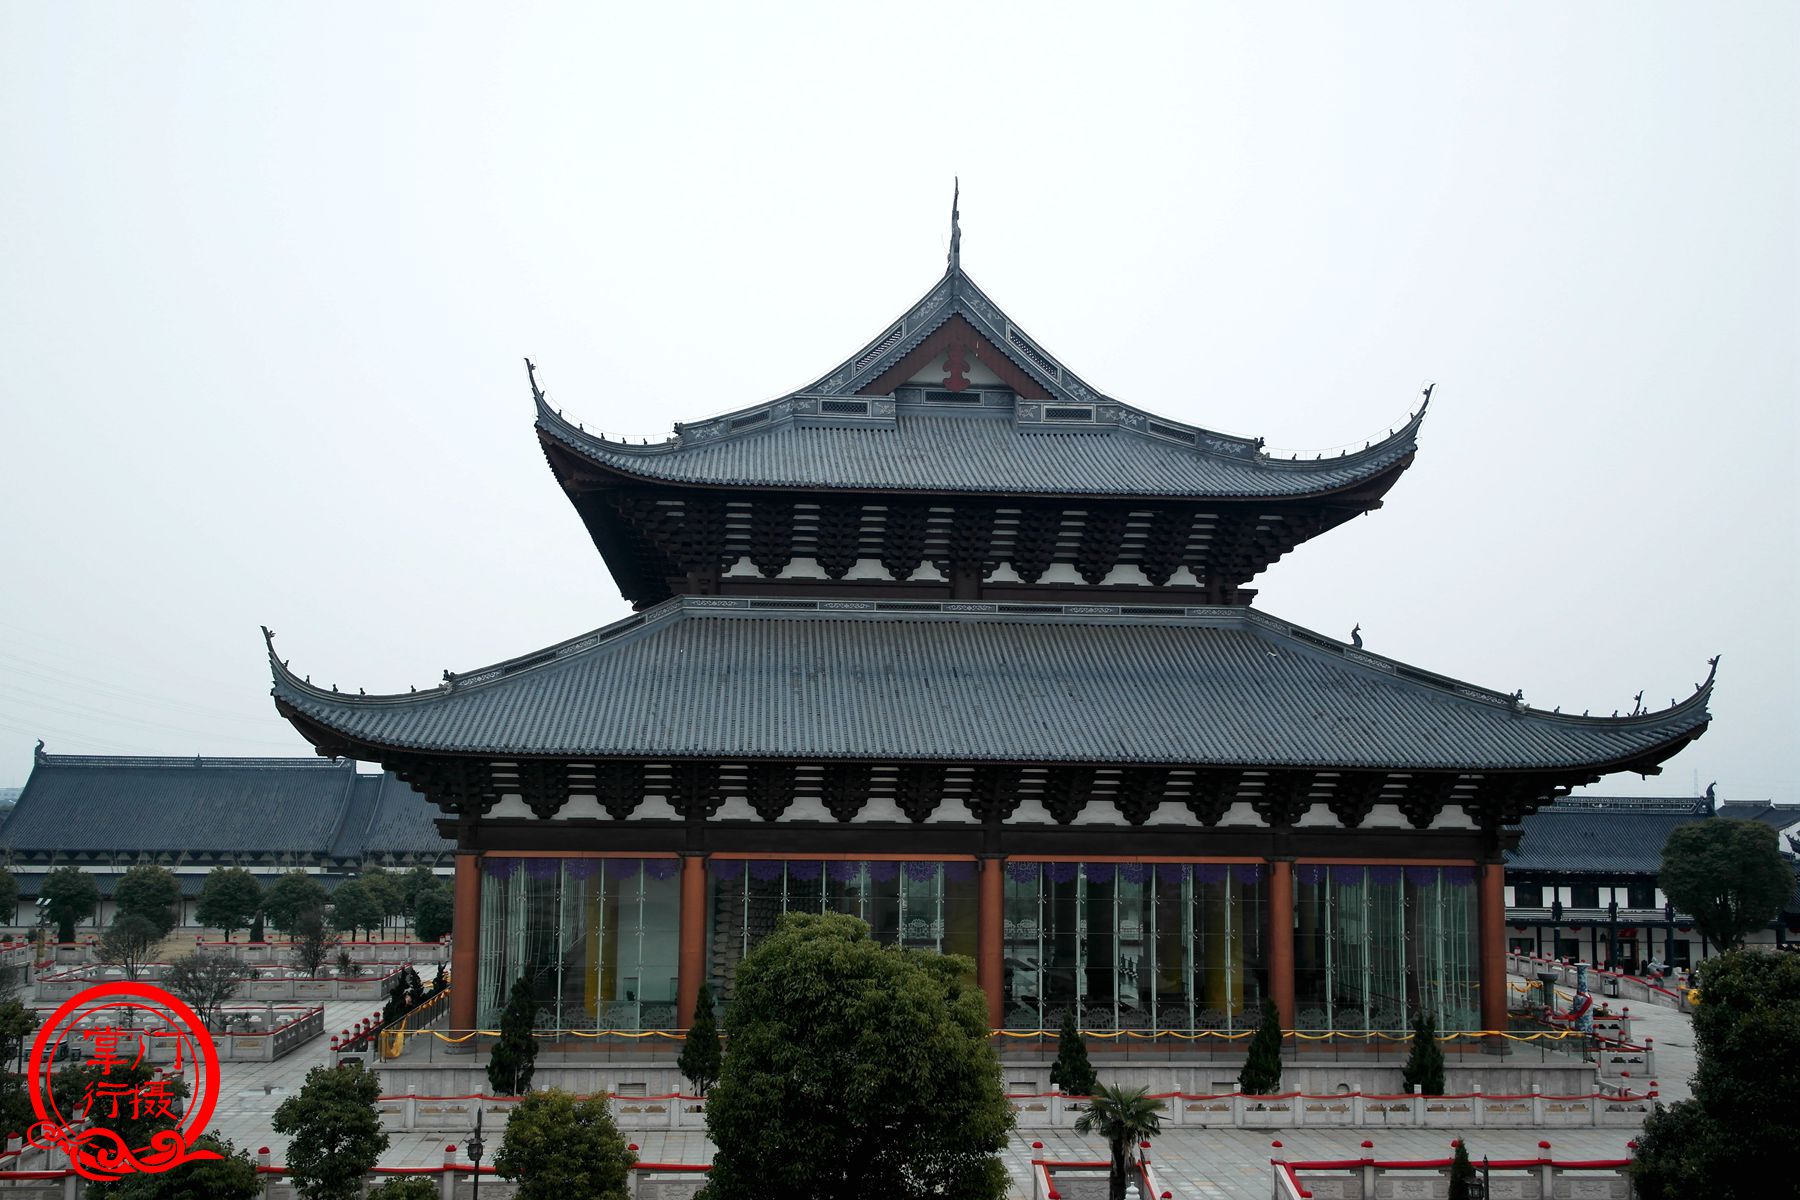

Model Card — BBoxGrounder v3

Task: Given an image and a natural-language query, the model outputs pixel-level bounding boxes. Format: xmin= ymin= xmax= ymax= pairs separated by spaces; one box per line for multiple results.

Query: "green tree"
xmin=290 ymin=909 xmax=340 ymax=977
xmin=1447 ymin=1140 xmax=1476 ymax=1200
xmin=367 ymin=1179 xmax=439 ymax=1200
xmin=263 ymin=871 xmax=328 ymax=936
xmin=487 ymin=976 xmax=540 ymax=1095
xmin=164 ymin=950 xmax=256 ymax=1030
xmin=1660 ymin=819 xmax=1795 ymax=951
xmin=0 ymin=998 xmax=38 ymax=1146
xmin=1401 ymin=1010 xmax=1446 ymax=1096
xmin=0 ymin=869 xmax=18 ymax=927
xmin=1074 ymin=1085 xmax=1165 ymax=1200
xmin=678 ymin=980 xmax=723 ymax=1096
xmin=195 ymin=868 xmax=263 ymax=941
xmin=96 ymin=913 xmax=162 ymax=981
xmin=1632 ymin=951 xmax=1800 ymax=1199
xmin=400 ymin=865 xmax=438 ymax=915
xmin=113 ymin=865 xmax=181 ymax=938
xmin=87 ymin=1134 xmax=262 ymax=1200
xmin=494 ymin=1087 xmax=636 ymax=1200
xmin=412 ymin=881 xmax=453 ymax=943
xmin=1049 ymin=1008 xmax=1098 ymax=1097
xmin=360 ymin=868 xmax=406 ymax=937
xmin=271 ymin=1062 xmax=389 ymax=1200
xmin=40 ymin=866 xmax=98 ymax=942
xmin=329 ymin=879 xmax=383 ymax=942
xmin=702 ymin=912 xmax=1012 ymax=1200
xmin=1237 ymin=998 xmax=1284 ymax=1094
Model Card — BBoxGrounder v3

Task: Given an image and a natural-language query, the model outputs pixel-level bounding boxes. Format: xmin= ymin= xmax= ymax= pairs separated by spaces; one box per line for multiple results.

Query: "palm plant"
xmin=1073 ymin=1083 xmax=1165 ymax=1200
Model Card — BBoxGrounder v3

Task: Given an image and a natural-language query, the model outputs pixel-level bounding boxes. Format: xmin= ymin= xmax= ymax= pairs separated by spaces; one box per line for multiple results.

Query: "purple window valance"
xmin=709 ymin=859 xmax=746 ymax=881
xmin=1404 ymin=866 xmax=1440 ymax=887
xmin=1191 ymin=863 xmax=1230 ymax=885
xmin=785 ymin=860 xmax=823 ymax=882
xmin=643 ymin=858 xmax=680 ymax=882
xmin=483 ymin=857 xmax=520 ymax=881
xmin=903 ymin=860 xmax=938 ymax=883
xmin=828 ymin=860 xmax=863 ymax=884
xmin=563 ymin=859 xmax=600 ymax=882
xmin=1045 ymin=862 xmax=1081 ymax=885
xmin=1366 ymin=865 xmax=1404 ymax=886
xmin=941 ymin=861 xmax=976 ymax=883
xmin=866 ymin=861 xmax=899 ymax=884
xmin=1297 ymin=864 xmax=1329 ymax=887
xmin=1441 ymin=866 xmax=1476 ymax=888
xmin=522 ymin=858 xmax=561 ymax=882
xmin=1006 ymin=861 xmax=1042 ymax=884
xmin=1083 ymin=862 xmax=1116 ymax=884
xmin=1156 ymin=863 xmax=1191 ymax=884
xmin=1232 ymin=864 xmax=1265 ymax=885
xmin=1117 ymin=863 xmax=1152 ymax=885
xmin=748 ymin=859 xmax=786 ymax=883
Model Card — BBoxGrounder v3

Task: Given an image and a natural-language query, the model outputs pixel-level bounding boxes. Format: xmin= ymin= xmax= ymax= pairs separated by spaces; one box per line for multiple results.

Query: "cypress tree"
xmin=1401 ymin=1010 xmax=1447 ymax=1096
xmin=677 ymin=981 xmax=723 ymax=1096
xmin=1447 ymin=1139 xmax=1476 ymax=1200
xmin=487 ymin=977 xmax=540 ymax=1095
xmin=1237 ymin=998 xmax=1284 ymax=1095
xmin=1049 ymin=1009 xmax=1099 ymax=1097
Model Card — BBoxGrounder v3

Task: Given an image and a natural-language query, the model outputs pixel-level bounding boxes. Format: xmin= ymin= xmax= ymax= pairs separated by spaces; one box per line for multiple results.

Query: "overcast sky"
xmin=2 ymin=4 xmax=1794 ymax=802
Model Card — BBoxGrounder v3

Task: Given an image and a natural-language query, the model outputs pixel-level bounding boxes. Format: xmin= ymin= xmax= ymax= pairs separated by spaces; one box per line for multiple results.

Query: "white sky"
xmin=1 ymin=3 xmax=1794 ymax=801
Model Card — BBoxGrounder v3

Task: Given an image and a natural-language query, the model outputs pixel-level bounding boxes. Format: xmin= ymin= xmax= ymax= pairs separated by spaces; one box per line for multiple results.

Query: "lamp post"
xmin=1550 ymin=900 xmax=1563 ymax=961
xmin=466 ymin=1107 xmax=485 ymax=1200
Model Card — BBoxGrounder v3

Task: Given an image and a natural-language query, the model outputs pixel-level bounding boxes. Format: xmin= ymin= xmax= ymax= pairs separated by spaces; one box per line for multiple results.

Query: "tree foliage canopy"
xmin=195 ymin=868 xmax=263 ymax=940
xmin=52 ymin=1061 xmax=186 ymax=1154
xmin=366 ymin=1179 xmax=440 ymax=1200
xmin=0 ymin=871 xmax=17 ymax=929
xmin=1048 ymin=1008 xmax=1097 ymax=1097
xmin=487 ymin=976 xmax=539 ymax=1095
xmin=87 ymin=1134 xmax=263 ymax=1200
xmin=1632 ymin=951 xmax=1800 ymax=1199
xmin=1659 ymin=819 xmax=1794 ymax=950
xmin=113 ymin=866 xmax=181 ymax=937
xmin=701 ymin=912 xmax=1012 ymax=1200
xmin=40 ymin=866 xmax=98 ymax=942
xmin=1237 ymin=998 xmax=1284 ymax=1094
xmin=263 ymin=871 xmax=329 ymax=936
xmin=271 ymin=1063 xmax=390 ymax=1200
xmin=328 ymin=879 xmax=383 ymax=941
xmin=412 ymin=882 xmax=453 ymax=943
xmin=678 ymin=980 xmax=722 ymax=1096
xmin=165 ymin=950 xmax=256 ymax=1030
xmin=1401 ymin=1010 xmax=1446 ymax=1096
xmin=494 ymin=1087 xmax=636 ymax=1200
xmin=96 ymin=913 xmax=162 ymax=981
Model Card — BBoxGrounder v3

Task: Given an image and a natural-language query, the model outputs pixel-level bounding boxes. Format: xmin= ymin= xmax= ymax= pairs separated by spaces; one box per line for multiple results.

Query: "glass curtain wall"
xmin=1001 ymin=862 xmax=1268 ymax=1031
xmin=706 ymin=859 xmax=978 ymax=1004
xmin=476 ymin=857 xmax=680 ymax=1030
xmin=1292 ymin=864 xmax=1478 ymax=1032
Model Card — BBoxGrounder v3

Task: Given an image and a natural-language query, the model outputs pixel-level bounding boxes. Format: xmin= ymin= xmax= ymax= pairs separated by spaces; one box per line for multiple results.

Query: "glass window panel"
xmin=1003 ymin=864 xmax=1043 ymax=1029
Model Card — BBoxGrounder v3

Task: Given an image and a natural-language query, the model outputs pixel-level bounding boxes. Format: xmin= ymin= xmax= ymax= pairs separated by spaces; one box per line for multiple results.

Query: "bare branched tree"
xmin=165 ymin=950 xmax=258 ymax=1031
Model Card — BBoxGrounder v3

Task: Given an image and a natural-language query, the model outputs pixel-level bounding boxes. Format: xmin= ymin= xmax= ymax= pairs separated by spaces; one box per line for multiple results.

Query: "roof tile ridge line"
xmin=266 ymin=602 xmax=680 ymax=706
xmin=358 ymin=773 xmax=392 ymax=846
xmin=321 ymin=760 xmax=360 ymax=859
xmin=1246 ymin=607 xmax=1711 ymax=728
xmin=676 ymin=594 xmax=1249 ymax=625
xmin=32 ymin=751 xmax=344 ymax=770
xmin=799 ymin=266 xmax=959 ymax=396
xmin=533 ymin=389 xmax=683 ymax=456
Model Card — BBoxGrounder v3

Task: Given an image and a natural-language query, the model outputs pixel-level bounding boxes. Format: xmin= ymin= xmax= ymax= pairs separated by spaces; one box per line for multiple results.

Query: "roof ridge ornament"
xmin=525 ymin=358 xmax=544 ymax=405
xmin=948 ymin=178 xmax=961 ymax=272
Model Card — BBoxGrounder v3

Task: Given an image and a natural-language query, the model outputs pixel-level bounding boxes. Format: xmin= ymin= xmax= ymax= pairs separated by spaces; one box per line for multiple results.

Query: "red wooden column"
xmin=1267 ymin=858 xmax=1295 ymax=1028
xmin=449 ymin=853 xmax=481 ymax=1033
xmin=1479 ymin=860 xmax=1507 ymax=1035
xmin=677 ymin=854 xmax=707 ymax=1029
xmin=978 ymin=856 xmax=1004 ymax=1028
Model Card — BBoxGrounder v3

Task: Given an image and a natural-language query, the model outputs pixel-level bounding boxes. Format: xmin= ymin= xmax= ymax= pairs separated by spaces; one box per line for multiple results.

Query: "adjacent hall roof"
xmin=1506 ymin=797 xmax=1713 ymax=875
xmin=0 ymin=753 xmax=450 ymax=859
xmin=269 ymin=597 xmax=1712 ymax=774
xmin=534 ymin=265 xmax=1425 ymax=500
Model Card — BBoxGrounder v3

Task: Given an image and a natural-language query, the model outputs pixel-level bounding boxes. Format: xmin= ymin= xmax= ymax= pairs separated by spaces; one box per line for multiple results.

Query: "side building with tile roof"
xmin=0 ymin=750 xmax=453 ymax=929
xmin=1504 ymin=793 xmax=1800 ymax=971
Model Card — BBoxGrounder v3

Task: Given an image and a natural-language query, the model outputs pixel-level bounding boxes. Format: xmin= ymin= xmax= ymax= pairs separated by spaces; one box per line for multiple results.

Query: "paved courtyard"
xmin=26 ymin=975 xmax=1682 ymax=1198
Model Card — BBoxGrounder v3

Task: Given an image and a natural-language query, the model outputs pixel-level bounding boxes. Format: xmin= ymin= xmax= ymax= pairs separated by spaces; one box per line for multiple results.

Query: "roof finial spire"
xmin=948 ymin=177 xmax=961 ymax=271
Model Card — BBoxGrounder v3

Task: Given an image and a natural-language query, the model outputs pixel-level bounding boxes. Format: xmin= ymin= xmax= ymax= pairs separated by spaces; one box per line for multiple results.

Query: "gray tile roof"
xmin=0 ymin=755 xmax=450 ymax=859
xmin=270 ymin=598 xmax=1712 ymax=773
xmin=1506 ymin=798 xmax=1712 ymax=875
xmin=533 ymin=265 xmax=1424 ymax=499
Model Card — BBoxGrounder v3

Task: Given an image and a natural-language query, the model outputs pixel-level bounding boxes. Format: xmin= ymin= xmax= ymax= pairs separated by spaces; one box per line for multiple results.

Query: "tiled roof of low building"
xmin=270 ymin=597 xmax=1712 ymax=773
xmin=0 ymin=754 xmax=449 ymax=859
xmin=1506 ymin=797 xmax=1713 ymax=875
